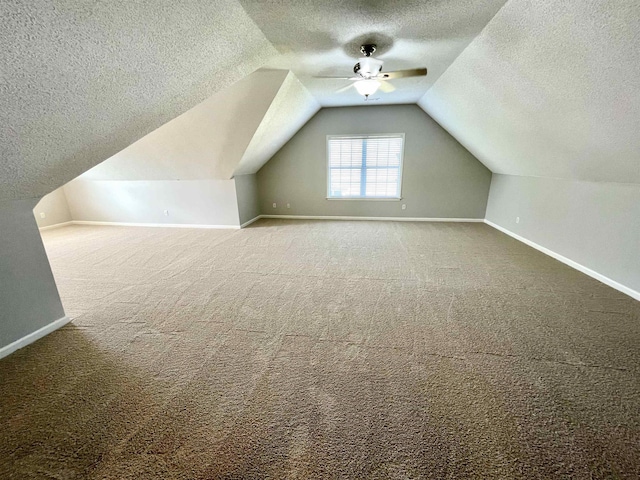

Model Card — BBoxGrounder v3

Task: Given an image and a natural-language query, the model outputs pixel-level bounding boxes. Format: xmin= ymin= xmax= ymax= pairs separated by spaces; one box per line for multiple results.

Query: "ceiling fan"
xmin=315 ymin=44 xmax=427 ymax=100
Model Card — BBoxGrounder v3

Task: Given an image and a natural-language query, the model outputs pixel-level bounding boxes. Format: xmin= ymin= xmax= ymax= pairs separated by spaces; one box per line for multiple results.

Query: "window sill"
xmin=326 ymin=197 xmax=402 ymax=201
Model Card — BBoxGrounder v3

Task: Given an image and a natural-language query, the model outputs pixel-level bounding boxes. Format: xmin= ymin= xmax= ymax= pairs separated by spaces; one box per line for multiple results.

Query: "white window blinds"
xmin=327 ymin=135 xmax=404 ymax=199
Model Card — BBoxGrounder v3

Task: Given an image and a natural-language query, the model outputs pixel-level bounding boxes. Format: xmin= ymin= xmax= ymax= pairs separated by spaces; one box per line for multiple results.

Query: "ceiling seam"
xmin=420 ymin=0 xmax=513 ymax=98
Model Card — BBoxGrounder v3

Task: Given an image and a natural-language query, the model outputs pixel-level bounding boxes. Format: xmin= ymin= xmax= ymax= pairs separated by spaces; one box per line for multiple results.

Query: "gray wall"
xmin=33 ymin=187 xmax=72 ymax=228
xmin=0 ymin=199 xmax=66 ymax=350
xmin=235 ymin=174 xmax=260 ymax=225
xmin=486 ymin=174 xmax=640 ymax=295
xmin=257 ymin=105 xmax=491 ymax=218
xmin=64 ymin=179 xmax=241 ymax=227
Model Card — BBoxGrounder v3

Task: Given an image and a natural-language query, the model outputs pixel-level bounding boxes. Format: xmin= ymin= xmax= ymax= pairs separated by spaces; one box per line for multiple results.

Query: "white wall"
xmin=33 ymin=188 xmax=72 ymax=228
xmin=0 ymin=199 xmax=66 ymax=352
xmin=486 ymin=174 xmax=640 ymax=297
xmin=235 ymin=72 xmax=320 ymax=175
xmin=80 ymin=70 xmax=289 ymax=182
xmin=64 ymin=179 xmax=240 ymax=227
xmin=58 ymin=69 xmax=320 ymax=229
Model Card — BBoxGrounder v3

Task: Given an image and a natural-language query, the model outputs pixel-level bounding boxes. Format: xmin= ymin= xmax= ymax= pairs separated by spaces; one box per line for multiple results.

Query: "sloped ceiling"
xmin=81 ymin=69 xmax=290 ymax=181
xmin=0 ymin=0 xmax=277 ymax=201
xmin=419 ymin=0 xmax=640 ymax=184
xmin=238 ymin=0 xmax=508 ymax=106
xmin=5 ymin=0 xmax=638 ymax=196
xmin=234 ymin=72 xmax=320 ymax=176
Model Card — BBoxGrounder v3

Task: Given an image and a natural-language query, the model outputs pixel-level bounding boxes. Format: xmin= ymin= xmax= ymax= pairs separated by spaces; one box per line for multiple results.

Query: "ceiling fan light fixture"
xmin=354 ymin=79 xmax=381 ymax=97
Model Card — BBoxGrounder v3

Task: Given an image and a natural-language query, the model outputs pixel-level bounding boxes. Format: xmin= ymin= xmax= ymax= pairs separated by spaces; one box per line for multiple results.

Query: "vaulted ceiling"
xmin=237 ymin=0 xmax=508 ymax=106
xmin=2 ymin=0 xmax=639 ymax=201
xmin=419 ymin=0 xmax=640 ymax=184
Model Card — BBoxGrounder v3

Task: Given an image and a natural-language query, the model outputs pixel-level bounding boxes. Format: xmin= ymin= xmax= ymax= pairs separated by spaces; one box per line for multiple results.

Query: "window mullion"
xmin=360 ymin=138 xmax=367 ymax=197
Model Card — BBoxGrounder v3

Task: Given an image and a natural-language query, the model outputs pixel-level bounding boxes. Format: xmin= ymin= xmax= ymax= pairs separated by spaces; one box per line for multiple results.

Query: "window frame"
xmin=325 ymin=133 xmax=405 ymax=201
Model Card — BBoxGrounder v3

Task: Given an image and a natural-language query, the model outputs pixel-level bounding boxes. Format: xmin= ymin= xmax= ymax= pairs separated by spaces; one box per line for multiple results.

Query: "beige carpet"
xmin=1 ymin=219 xmax=639 ymax=479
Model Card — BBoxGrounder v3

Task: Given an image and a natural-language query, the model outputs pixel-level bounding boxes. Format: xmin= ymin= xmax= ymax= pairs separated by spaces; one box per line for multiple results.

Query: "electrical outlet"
xmin=516 ymin=216 xmax=520 ymax=224
xmin=40 ymin=212 xmax=46 ymax=219
xmin=164 ymin=210 xmax=169 ymax=216
xmin=273 ymin=202 xmax=277 ymax=208
xmin=401 ymin=204 xmax=406 ymax=210
xmin=286 ymin=203 xmax=290 ymax=209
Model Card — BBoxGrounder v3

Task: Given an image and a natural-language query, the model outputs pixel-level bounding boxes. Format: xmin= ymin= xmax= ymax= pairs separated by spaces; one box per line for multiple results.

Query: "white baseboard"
xmin=484 ymin=220 xmax=640 ymax=301
xmin=260 ymin=215 xmax=484 ymax=223
xmin=39 ymin=221 xmax=73 ymax=231
xmin=0 ymin=316 xmax=71 ymax=361
xmin=240 ymin=216 xmax=262 ymax=228
xmin=40 ymin=217 xmax=483 ymax=232
xmin=37 ymin=216 xmax=636 ymax=300
xmin=71 ymin=220 xmax=240 ymax=230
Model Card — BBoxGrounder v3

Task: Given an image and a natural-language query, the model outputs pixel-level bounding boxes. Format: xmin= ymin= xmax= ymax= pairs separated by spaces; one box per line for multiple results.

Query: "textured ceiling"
xmin=238 ymin=0 xmax=508 ymax=107
xmin=5 ymin=0 xmax=638 ymax=199
xmin=419 ymin=0 xmax=640 ymax=184
xmin=0 ymin=0 xmax=277 ymax=201
xmin=80 ymin=70 xmax=288 ymax=181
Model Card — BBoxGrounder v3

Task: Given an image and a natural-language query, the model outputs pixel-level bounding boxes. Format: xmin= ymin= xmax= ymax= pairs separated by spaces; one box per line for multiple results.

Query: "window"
xmin=327 ymin=134 xmax=404 ymax=199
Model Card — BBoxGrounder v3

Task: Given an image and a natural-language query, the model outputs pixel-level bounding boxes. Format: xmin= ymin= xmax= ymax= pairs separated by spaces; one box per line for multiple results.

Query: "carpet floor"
xmin=1 ymin=219 xmax=639 ymax=479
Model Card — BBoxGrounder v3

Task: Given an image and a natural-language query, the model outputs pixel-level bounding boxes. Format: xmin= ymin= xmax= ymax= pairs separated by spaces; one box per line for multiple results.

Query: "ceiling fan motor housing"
xmin=353 ymin=57 xmax=383 ymax=78
xmin=360 ymin=44 xmax=376 ymax=57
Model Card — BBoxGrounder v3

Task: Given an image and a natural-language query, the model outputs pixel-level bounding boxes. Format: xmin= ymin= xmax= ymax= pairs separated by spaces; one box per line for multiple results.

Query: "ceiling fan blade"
xmin=336 ymin=83 xmax=354 ymax=93
xmin=314 ymin=75 xmax=356 ymax=79
xmin=378 ymin=80 xmax=395 ymax=93
xmin=379 ymin=68 xmax=427 ymax=80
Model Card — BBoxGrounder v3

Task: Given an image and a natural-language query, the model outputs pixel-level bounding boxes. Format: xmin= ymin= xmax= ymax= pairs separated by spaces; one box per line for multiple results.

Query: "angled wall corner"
xmin=60 ymin=69 xmax=320 ymax=229
xmin=61 ymin=69 xmax=299 ymax=229
xmin=234 ymin=72 xmax=321 ymax=175
xmin=417 ymin=0 xmax=640 ymax=184
xmin=415 ymin=99 xmax=494 ymax=175
xmin=33 ymin=187 xmax=73 ymax=229
xmin=234 ymin=174 xmax=260 ymax=226
xmin=0 ymin=199 xmax=67 ymax=356
xmin=79 ymin=69 xmax=290 ymax=182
